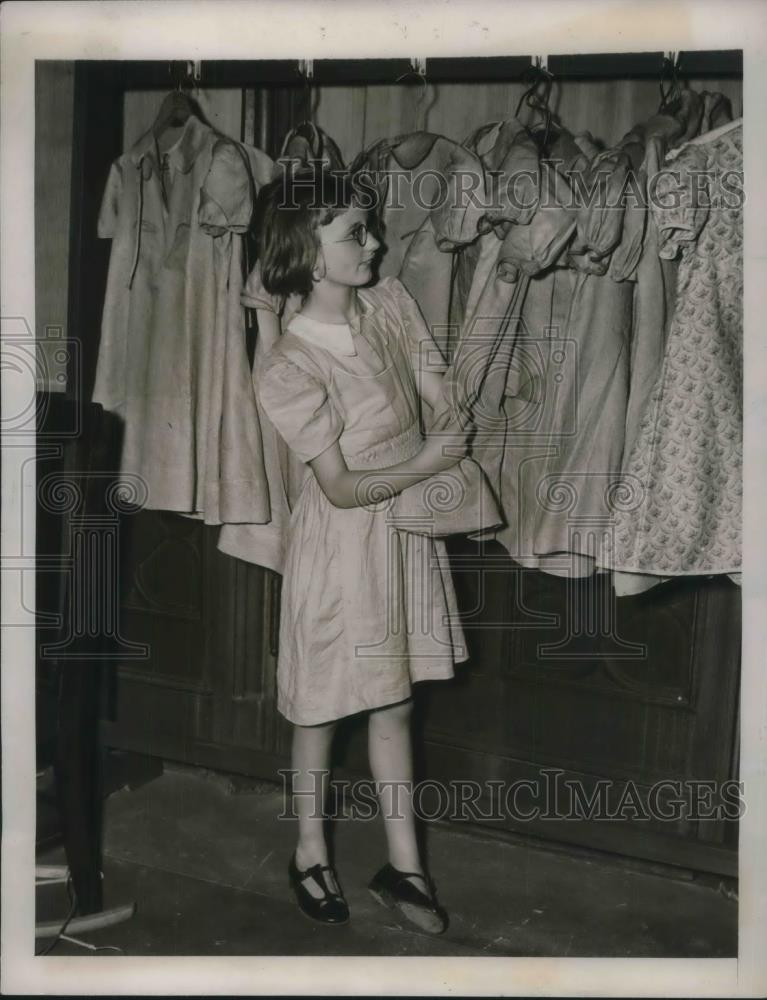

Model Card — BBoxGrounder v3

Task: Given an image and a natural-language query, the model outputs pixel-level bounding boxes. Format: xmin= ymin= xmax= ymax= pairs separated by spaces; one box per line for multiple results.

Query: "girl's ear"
xmin=312 ymin=248 xmax=327 ymax=283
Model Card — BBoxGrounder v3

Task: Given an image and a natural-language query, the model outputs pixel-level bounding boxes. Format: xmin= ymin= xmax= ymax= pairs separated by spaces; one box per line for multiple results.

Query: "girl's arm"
xmin=415 ymin=367 xmax=450 ymax=419
xmin=309 ymin=409 xmax=468 ymax=509
xmin=254 ymin=307 xmax=283 ymax=354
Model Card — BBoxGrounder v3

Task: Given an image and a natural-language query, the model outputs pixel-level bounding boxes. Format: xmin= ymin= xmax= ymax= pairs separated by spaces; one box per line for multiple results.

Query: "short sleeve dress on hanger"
xmin=94 ymin=116 xmax=274 ymax=524
xmin=603 ymin=122 xmax=743 ymax=579
xmin=356 ymin=132 xmax=488 ymax=358
xmin=444 ymin=126 xmax=578 ymax=568
xmin=256 ymin=277 xmax=500 ymax=726
xmin=217 ymin=262 xmax=305 ymax=574
xmin=527 ymin=144 xmax=637 ymax=571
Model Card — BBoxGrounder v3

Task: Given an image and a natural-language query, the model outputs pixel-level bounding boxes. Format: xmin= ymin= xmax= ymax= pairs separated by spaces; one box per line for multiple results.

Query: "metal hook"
xmin=170 ymin=60 xmax=201 ymax=92
xmin=515 ymin=57 xmax=553 ymax=120
xmin=395 ymin=64 xmax=428 ymax=93
xmin=396 ymin=60 xmax=432 ymax=131
xmin=297 ymin=59 xmax=320 ymax=124
xmin=659 ymin=51 xmax=683 ymax=110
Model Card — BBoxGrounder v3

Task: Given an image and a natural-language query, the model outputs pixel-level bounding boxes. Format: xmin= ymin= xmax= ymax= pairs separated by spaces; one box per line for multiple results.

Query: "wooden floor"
xmin=35 ymin=761 xmax=738 ymax=959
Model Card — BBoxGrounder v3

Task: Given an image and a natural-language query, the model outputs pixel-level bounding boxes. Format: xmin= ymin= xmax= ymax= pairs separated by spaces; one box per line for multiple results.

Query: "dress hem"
xmin=278 ymin=667 xmax=460 ymax=726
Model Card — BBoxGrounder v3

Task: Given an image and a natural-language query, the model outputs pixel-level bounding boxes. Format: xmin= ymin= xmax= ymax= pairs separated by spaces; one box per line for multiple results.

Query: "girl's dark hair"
xmin=256 ymin=167 xmax=369 ymax=300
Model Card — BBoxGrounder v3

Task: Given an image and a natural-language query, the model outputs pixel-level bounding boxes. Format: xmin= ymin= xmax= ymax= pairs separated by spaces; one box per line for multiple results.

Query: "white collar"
xmin=286 ymin=312 xmax=358 ymax=357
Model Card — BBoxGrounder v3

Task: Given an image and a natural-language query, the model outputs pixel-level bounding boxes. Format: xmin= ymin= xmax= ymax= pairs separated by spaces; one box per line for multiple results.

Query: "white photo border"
xmin=2 ymin=0 xmax=765 ymax=995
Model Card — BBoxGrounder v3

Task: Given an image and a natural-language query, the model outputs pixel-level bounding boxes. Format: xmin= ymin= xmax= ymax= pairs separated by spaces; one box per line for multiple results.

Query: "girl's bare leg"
xmin=291 ymin=721 xmax=337 ymax=874
xmin=368 ymin=699 xmax=426 ymax=885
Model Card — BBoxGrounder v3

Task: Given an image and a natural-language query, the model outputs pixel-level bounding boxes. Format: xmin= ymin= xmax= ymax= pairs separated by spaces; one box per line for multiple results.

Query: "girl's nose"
xmin=365 ymin=229 xmax=381 ymax=251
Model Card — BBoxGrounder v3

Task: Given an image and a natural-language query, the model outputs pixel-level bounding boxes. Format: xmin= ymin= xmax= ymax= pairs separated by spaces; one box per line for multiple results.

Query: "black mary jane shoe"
xmin=288 ymin=853 xmax=349 ymax=925
xmin=368 ymin=863 xmax=449 ymax=935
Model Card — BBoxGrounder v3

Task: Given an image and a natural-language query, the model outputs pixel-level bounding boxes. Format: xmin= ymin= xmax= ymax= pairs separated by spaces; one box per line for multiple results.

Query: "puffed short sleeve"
xmin=428 ymin=137 xmax=489 ymax=249
xmin=651 ymin=146 xmax=710 ymax=260
xmin=257 ymin=355 xmax=343 ymax=463
xmin=570 ymin=151 xmax=631 ymax=274
xmin=386 ymin=277 xmax=448 ymax=376
xmin=199 ymin=139 xmax=254 ymax=236
xmin=97 ymin=160 xmax=124 ymax=239
xmin=499 ymin=165 xmax=576 ymax=279
xmin=242 ymin=261 xmax=281 ymax=312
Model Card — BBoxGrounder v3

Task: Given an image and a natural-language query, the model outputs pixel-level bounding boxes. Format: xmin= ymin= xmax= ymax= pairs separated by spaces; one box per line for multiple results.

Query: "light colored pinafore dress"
xmin=258 ymin=277 xmax=487 ymax=726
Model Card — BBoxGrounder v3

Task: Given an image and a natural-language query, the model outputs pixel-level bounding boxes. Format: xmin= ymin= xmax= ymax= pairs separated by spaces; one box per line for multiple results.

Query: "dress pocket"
xmin=331 ymin=351 xmax=417 ymax=448
xmin=331 ymin=360 xmax=399 ymax=412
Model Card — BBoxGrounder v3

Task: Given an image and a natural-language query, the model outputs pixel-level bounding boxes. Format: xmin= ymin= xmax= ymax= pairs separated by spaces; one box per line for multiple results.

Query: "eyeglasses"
xmin=334 ymin=223 xmax=370 ymax=247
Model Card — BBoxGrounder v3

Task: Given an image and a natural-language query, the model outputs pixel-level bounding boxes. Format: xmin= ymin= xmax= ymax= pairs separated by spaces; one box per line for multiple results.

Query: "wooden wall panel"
xmin=313 ymin=76 xmax=743 ymax=166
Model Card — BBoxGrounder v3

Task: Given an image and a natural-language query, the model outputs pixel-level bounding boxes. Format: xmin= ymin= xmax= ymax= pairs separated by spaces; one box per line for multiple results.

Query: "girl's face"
xmin=315 ymin=206 xmax=380 ymax=288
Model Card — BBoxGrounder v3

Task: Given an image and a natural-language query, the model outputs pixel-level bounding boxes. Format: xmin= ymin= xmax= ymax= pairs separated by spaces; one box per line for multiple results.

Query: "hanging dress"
xmin=449 ymin=118 xmax=541 ymax=350
xmin=477 ymin=129 xmax=586 ymax=576
xmin=525 ymin=139 xmax=638 ymax=570
xmin=218 ymin=129 xmax=346 ymax=569
xmin=611 ymin=128 xmax=695 ymax=594
xmin=217 ymin=264 xmax=303 ymax=573
xmin=279 ymin=121 xmax=346 ymax=172
xmin=94 ymin=115 xmax=274 ymax=523
xmin=353 ymin=132 xmax=488 ymax=357
xmin=602 ymin=120 xmax=743 ymax=580
xmin=525 ymin=97 xmax=711 ymax=576
xmin=444 ymin=124 xmax=578 ymax=563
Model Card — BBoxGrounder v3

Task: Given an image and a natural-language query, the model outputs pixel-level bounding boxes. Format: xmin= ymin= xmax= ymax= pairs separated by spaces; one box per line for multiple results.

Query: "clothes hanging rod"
xmin=74 ymin=51 xmax=742 ymax=90
xmin=547 ymin=50 xmax=742 ymax=78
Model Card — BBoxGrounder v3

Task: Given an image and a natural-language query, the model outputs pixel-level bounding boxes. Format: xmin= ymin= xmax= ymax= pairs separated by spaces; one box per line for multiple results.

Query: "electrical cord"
xmin=59 ymin=933 xmax=124 ymax=955
xmin=35 ymin=874 xmax=77 ymax=956
xmin=36 ymin=870 xmax=128 ymax=955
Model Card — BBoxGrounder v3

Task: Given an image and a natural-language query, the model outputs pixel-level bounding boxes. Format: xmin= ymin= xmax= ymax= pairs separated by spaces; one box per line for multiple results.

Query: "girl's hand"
xmin=308 ymin=410 xmax=473 ymax=509
xmin=421 ymin=406 xmax=472 ymax=472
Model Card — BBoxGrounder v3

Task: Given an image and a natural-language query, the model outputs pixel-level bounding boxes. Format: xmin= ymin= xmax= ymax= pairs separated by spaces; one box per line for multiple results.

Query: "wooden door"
xmin=337 ymin=537 xmax=740 ymax=875
xmin=102 ymin=510 xmax=291 ymax=772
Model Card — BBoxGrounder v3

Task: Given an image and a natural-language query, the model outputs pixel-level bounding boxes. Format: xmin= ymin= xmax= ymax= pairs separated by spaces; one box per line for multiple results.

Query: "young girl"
xmin=253 ymin=167 xmax=474 ymax=935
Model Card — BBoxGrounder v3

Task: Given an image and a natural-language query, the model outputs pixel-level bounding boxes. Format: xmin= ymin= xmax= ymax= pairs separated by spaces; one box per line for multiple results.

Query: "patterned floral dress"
xmin=603 ymin=122 xmax=743 ymax=578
